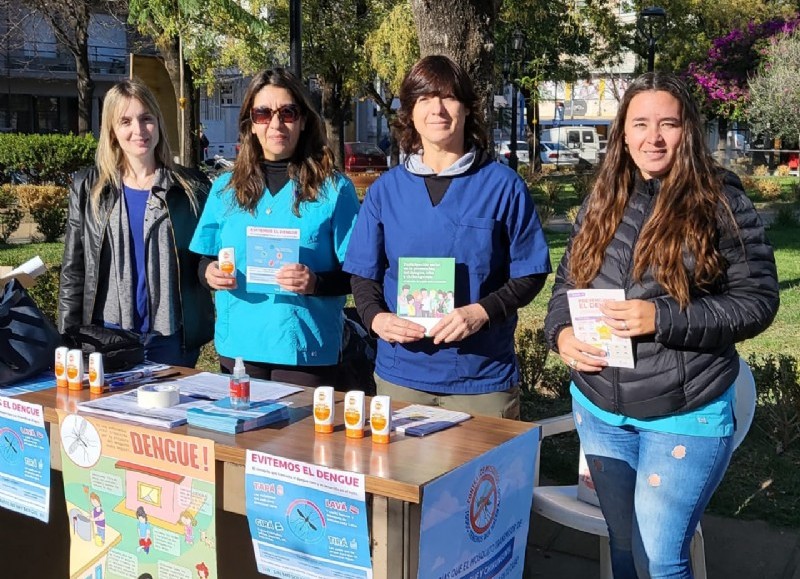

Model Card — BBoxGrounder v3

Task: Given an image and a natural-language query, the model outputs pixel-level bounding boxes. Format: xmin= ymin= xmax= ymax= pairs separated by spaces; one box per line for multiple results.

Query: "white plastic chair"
xmin=533 ymin=357 xmax=757 ymax=579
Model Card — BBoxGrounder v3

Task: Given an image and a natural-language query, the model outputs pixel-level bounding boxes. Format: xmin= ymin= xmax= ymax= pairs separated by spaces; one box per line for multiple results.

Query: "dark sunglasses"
xmin=250 ymin=104 xmax=301 ymax=125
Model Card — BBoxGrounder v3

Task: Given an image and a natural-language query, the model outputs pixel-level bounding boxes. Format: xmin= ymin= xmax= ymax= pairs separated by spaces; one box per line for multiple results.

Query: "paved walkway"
xmin=526 ymin=511 xmax=800 ymax=578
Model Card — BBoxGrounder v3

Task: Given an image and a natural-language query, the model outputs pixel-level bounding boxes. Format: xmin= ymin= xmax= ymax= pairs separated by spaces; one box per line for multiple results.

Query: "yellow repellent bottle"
xmin=218 ymin=247 xmax=236 ymax=275
xmin=313 ymin=386 xmax=335 ymax=434
xmin=54 ymin=347 xmax=69 ymax=388
xmin=66 ymin=349 xmax=84 ymax=391
xmin=369 ymin=395 xmax=392 ymax=444
xmin=88 ymin=352 xmax=105 ymax=394
xmin=344 ymin=390 xmax=365 ymax=439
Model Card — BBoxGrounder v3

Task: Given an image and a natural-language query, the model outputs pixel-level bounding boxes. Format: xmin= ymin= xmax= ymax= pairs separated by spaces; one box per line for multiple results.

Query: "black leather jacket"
xmin=545 ymin=171 xmax=779 ymax=418
xmin=58 ymin=166 xmax=214 ymax=352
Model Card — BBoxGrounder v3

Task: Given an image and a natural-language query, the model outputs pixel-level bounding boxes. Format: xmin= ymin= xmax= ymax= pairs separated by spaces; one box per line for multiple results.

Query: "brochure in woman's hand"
xmin=567 ymin=288 xmax=635 ymax=368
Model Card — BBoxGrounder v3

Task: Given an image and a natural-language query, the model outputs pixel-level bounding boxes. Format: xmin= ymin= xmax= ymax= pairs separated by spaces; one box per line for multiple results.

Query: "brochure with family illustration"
xmin=396 ymin=257 xmax=455 ymax=334
xmin=567 ymin=288 xmax=635 ymax=368
xmin=245 ymin=226 xmax=300 ymax=294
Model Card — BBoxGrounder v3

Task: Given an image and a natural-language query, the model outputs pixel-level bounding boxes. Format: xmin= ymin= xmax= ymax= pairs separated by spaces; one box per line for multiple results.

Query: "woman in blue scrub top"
xmin=344 ymin=55 xmax=551 ymax=418
xmin=544 ymin=73 xmax=779 ymax=578
xmin=190 ymin=69 xmax=360 ymax=386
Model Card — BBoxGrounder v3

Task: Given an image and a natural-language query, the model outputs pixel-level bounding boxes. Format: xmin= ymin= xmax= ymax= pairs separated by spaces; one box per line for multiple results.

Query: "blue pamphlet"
xmin=245 ymin=226 xmax=300 ymax=294
xmin=186 ymin=399 xmax=290 ymax=433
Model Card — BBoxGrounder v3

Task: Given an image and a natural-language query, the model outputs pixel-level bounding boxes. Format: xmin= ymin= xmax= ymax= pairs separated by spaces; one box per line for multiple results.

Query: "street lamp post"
xmin=507 ymin=30 xmax=525 ymax=172
xmin=638 ymin=6 xmax=667 ymax=72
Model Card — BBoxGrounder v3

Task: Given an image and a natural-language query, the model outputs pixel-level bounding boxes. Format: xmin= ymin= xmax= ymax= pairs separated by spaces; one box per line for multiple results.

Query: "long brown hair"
xmin=230 ymin=69 xmax=336 ymax=215
xmin=569 ymin=72 xmax=734 ymax=307
xmin=394 ymin=55 xmax=488 ymax=154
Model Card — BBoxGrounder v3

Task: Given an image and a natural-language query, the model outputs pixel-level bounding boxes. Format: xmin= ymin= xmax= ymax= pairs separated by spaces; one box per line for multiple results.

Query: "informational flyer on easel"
xmin=245 ymin=450 xmax=372 ymax=579
xmin=417 ymin=427 xmax=539 ymax=579
xmin=57 ymin=411 xmax=217 ymax=579
xmin=0 ymin=396 xmax=50 ymax=522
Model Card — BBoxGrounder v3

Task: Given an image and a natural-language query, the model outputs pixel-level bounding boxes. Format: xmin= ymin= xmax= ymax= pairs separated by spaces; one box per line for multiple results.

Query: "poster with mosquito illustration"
xmin=56 ymin=410 xmax=217 ymax=579
xmin=245 ymin=450 xmax=372 ymax=579
xmin=416 ymin=426 xmax=539 ymax=579
xmin=0 ymin=396 xmax=50 ymax=522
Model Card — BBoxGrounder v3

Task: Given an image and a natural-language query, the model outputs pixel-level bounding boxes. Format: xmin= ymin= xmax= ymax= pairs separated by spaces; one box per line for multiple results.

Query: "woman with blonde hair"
xmin=545 ymin=72 xmax=778 ymax=578
xmin=190 ymin=68 xmax=359 ymax=385
xmin=59 ymin=78 xmax=214 ymax=366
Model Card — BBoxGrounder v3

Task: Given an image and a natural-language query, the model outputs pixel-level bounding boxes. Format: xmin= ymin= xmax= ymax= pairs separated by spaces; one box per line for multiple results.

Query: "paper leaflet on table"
xmin=567 ymin=288 xmax=635 ymax=368
xmin=77 ymin=372 xmax=301 ymax=428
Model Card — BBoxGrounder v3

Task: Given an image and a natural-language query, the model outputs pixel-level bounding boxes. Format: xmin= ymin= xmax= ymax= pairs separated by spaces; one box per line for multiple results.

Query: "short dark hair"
xmin=395 ymin=55 xmax=488 ymax=154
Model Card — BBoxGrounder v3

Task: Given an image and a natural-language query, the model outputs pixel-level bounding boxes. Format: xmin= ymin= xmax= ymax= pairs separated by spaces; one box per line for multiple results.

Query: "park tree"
xmin=499 ymin=0 xmax=631 ymax=170
xmin=362 ymin=0 xmax=419 ymax=164
xmin=747 ymin=30 xmax=800 ymax=150
xmin=3 ymin=0 xmax=117 ymax=135
xmin=128 ymin=0 xmax=274 ymax=166
xmin=687 ymin=15 xmax=800 ymax=145
xmin=650 ymin=0 xmax=797 ymax=73
xmin=409 ymin=0 xmax=501 ymax=129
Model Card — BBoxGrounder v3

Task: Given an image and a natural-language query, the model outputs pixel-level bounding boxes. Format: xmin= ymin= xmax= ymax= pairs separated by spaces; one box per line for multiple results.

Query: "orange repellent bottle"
xmin=229 ymin=357 xmax=251 ymax=410
xmin=344 ymin=390 xmax=365 ymax=438
xmin=218 ymin=247 xmax=236 ymax=275
xmin=54 ymin=346 xmax=69 ymax=388
xmin=370 ymin=395 xmax=391 ymax=444
xmin=66 ymin=349 xmax=84 ymax=391
xmin=88 ymin=352 xmax=105 ymax=394
xmin=313 ymin=386 xmax=335 ymax=433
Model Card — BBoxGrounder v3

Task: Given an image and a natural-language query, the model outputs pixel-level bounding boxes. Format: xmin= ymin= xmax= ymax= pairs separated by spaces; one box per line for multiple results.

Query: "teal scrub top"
xmin=190 ymin=171 xmax=360 ymax=365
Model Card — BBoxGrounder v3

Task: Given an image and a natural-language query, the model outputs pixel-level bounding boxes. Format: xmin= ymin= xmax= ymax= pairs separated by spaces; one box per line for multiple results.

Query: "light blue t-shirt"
xmin=190 ymin=172 xmax=360 ymax=365
xmin=571 ymin=381 xmax=735 ymax=437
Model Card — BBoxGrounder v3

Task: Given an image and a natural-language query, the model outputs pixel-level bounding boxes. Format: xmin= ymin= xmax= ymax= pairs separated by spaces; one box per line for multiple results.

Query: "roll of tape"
xmin=137 ymin=384 xmax=180 ymax=409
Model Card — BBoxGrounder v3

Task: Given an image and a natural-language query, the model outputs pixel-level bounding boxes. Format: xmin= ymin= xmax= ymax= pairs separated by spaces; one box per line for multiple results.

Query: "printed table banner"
xmin=418 ymin=427 xmax=540 ymax=579
xmin=245 ymin=450 xmax=372 ymax=579
xmin=0 ymin=395 xmax=50 ymax=521
xmin=57 ymin=410 xmax=217 ymax=579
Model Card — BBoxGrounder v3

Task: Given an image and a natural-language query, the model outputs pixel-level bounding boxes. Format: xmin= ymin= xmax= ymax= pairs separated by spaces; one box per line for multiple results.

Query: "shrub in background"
xmin=749 ymin=353 xmax=800 ymax=454
xmin=566 ymin=205 xmax=580 ymax=224
xmin=0 ymin=187 xmax=23 ymax=243
xmin=775 ymin=164 xmax=792 ymax=177
xmin=754 ymin=165 xmax=770 ymax=177
xmin=572 ymin=174 xmax=593 ymax=203
xmin=7 ymin=184 xmax=69 ymax=242
xmin=755 ymin=178 xmax=783 ymax=200
xmin=0 ymin=133 xmax=96 ymax=185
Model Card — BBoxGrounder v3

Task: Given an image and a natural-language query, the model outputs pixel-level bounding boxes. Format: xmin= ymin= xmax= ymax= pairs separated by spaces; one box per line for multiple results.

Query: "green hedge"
xmin=0 ymin=133 xmax=96 ymax=186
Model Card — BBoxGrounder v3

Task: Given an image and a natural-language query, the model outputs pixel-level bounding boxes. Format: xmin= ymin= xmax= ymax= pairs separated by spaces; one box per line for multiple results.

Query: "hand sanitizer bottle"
xmin=229 ymin=357 xmax=251 ymax=410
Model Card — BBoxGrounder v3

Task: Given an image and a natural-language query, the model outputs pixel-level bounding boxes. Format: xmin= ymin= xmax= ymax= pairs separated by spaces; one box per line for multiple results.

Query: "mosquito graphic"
xmin=65 ymin=419 xmax=95 ymax=462
xmin=296 ymin=508 xmax=317 ymax=531
xmin=3 ymin=435 xmax=17 ymax=454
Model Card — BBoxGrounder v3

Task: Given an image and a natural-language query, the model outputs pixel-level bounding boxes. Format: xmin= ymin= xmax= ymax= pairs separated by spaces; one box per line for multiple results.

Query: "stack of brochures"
xmin=186 ymin=399 xmax=290 ymax=434
xmin=390 ymin=404 xmax=471 ymax=437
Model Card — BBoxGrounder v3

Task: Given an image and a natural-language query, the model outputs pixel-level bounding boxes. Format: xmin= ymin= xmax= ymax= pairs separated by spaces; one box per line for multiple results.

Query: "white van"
xmin=540 ymin=126 xmax=602 ymax=165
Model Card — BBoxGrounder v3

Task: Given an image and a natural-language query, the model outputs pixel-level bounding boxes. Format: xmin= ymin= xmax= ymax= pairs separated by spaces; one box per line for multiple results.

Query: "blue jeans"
xmin=573 ymin=399 xmax=733 ymax=579
xmin=142 ymin=332 xmax=199 ymax=368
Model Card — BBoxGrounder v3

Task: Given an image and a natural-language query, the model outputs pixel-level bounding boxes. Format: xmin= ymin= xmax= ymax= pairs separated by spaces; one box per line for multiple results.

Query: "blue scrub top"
xmin=190 ymin=172 xmax=360 ymax=365
xmin=344 ymin=160 xmax=551 ymax=394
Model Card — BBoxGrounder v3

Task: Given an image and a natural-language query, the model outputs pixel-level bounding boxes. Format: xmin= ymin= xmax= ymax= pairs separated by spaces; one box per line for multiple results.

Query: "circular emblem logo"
xmin=466 ymin=465 xmax=500 ymax=541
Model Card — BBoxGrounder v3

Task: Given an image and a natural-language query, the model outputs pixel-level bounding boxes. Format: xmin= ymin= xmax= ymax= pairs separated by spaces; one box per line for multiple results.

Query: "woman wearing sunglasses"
xmin=190 ymin=69 xmax=360 ymax=384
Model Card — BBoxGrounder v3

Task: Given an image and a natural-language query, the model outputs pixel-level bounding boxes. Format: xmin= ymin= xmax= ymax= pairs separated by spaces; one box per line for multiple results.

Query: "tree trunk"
xmin=321 ymin=76 xmax=346 ymax=170
xmin=410 ymin=0 xmax=501 ymax=140
xmin=74 ymin=49 xmax=94 ymax=136
xmin=161 ymin=36 xmax=198 ymax=168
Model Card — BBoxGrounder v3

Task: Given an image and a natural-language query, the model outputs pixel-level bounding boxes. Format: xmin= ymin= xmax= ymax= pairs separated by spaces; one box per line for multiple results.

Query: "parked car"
xmin=539 ymin=141 xmax=580 ymax=166
xmin=344 ymin=142 xmax=389 ymax=190
xmin=495 ymin=141 xmax=530 ymax=165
